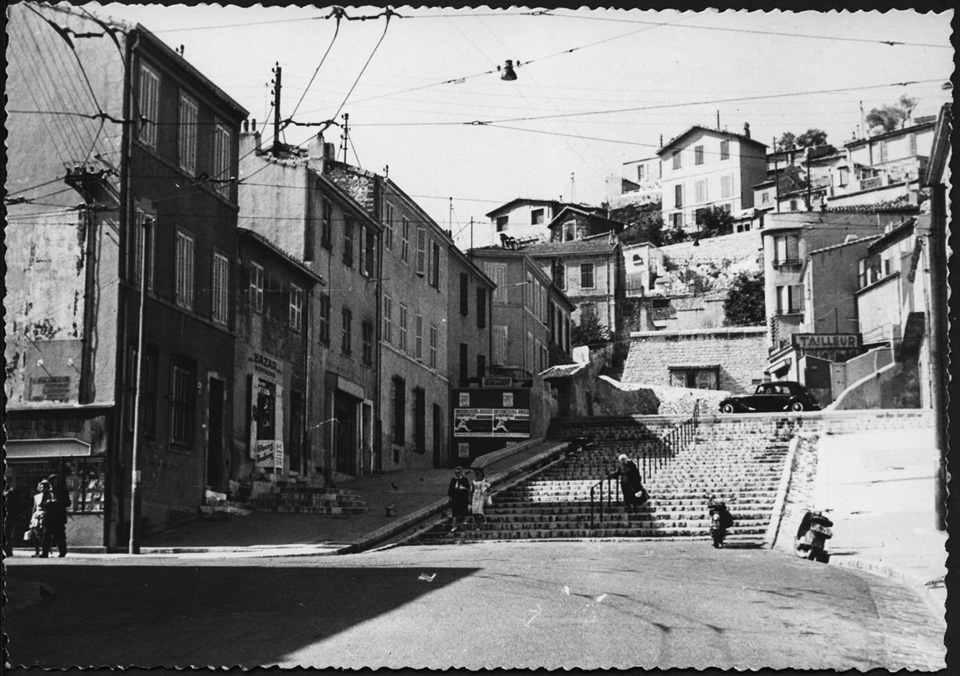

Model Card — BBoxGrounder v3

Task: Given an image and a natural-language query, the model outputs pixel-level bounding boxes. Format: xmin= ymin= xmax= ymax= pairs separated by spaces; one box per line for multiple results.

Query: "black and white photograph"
xmin=3 ymin=1 xmax=953 ymax=671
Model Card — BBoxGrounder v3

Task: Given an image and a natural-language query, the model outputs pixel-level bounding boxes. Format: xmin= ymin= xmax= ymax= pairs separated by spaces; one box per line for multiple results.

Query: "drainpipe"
xmin=927 ymin=184 xmax=948 ymax=531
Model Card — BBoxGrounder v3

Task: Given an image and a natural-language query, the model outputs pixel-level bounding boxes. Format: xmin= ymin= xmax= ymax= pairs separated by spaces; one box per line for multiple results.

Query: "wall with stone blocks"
xmin=622 ymin=328 xmax=768 ymax=394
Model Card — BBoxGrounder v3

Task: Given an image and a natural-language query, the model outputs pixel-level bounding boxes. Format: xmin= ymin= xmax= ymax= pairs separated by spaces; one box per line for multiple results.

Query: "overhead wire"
xmin=285 ymin=7 xmax=344 ymax=128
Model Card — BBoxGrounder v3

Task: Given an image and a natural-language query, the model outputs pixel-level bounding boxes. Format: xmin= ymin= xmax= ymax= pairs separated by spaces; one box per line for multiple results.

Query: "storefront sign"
xmin=453 ymin=408 xmax=530 ymax=438
xmin=792 ymin=333 xmax=861 ymax=350
xmin=254 ymin=440 xmax=284 ymax=468
xmin=249 ymin=351 xmax=282 ymax=379
xmin=29 ymin=375 xmax=71 ymax=402
xmin=481 ymin=377 xmax=511 ymax=388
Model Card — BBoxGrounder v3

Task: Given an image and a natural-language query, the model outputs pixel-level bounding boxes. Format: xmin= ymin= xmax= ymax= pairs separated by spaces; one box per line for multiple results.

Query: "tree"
xmin=866 ymin=95 xmax=918 ymax=134
xmin=795 ymin=128 xmax=828 ymax=148
xmin=723 ymin=271 xmax=766 ymax=326
xmin=571 ymin=313 xmax=611 ymax=348
xmin=610 ymin=201 xmax=664 ymax=246
xmin=778 ymin=131 xmax=797 ymax=151
xmin=695 ymin=206 xmax=734 ymax=237
xmin=661 ymin=220 xmax=687 ymax=245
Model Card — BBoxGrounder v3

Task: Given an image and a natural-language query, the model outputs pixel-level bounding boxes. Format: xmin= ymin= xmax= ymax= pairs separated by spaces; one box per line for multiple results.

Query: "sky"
xmin=83 ymin=3 xmax=954 ymax=248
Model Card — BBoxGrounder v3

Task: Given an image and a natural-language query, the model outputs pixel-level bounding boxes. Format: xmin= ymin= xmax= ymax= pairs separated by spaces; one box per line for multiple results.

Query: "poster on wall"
xmin=254 ymin=440 xmax=279 ymax=468
xmin=453 ymin=407 xmax=530 ymax=438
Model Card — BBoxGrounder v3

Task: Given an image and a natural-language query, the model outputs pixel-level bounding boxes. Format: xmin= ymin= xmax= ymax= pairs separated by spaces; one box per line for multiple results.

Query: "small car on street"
xmin=718 ymin=381 xmax=821 ymax=413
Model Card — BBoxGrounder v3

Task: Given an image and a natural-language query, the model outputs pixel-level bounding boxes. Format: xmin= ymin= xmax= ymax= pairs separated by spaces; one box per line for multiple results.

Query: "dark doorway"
xmin=414 ymin=387 xmax=426 ymax=454
xmin=289 ymin=390 xmax=304 ymax=476
xmin=206 ymin=377 xmax=225 ymax=491
xmin=334 ymin=392 xmax=357 ymax=475
xmin=432 ymin=403 xmax=443 ymax=468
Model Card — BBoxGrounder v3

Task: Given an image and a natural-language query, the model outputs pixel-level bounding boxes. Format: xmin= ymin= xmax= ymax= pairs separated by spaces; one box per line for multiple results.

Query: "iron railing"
xmin=590 ymin=401 xmax=700 ymax=526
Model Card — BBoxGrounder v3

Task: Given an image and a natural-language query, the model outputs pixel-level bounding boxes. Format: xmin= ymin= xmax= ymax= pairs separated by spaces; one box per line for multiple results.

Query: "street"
xmin=4 ymin=541 xmax=945 ymax=670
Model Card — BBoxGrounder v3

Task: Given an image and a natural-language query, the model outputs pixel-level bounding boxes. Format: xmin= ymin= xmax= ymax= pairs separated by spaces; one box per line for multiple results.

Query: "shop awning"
xmin=5 ymin=438 xmax=91 ymax=459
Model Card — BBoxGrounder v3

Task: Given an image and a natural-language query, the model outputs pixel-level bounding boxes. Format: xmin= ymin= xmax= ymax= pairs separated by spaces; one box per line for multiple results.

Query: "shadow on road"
xmin=5 ymin=563 xmax=479 ymax=668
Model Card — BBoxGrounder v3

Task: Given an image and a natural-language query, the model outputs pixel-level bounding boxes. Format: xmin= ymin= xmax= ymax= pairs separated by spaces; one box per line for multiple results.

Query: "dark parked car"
xmin=719 ymin=381 xmax=821 ymax=413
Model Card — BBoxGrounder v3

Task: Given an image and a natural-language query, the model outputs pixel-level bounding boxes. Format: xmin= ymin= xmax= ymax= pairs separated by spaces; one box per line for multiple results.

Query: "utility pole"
xmin=340 ymin=113 xmax=350 ymax=163
xmin=772 ymin=137 xmax=781 ymax=213
xmin=469 ymin=217 xmax=474 ymax=251
xmin=271 ymin=63 xmax=282 ymax=157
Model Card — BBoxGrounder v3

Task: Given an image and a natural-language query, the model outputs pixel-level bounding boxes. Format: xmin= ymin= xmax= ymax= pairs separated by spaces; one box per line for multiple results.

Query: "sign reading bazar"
xmin=249 ymin=351 xmax=282 ymax=380
xmin=792 ymin=333 xmax=861 ymax=350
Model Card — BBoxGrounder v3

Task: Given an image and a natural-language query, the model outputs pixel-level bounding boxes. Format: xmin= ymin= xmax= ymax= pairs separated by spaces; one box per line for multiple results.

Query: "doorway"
xmin=432 ymin=403 xmax=443 ymax=468
xmin=206 ymin=377 xmax=225 ymax=491
xmin=333 ymin=392 xmax=357 ymax=475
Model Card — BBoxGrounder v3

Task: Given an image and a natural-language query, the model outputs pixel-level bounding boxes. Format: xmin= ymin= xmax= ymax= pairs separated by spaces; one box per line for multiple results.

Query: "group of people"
xmin=446 ymin=466 xmax=491 ymax=533
xmin=2 ymin=474 xmax=70 ymax=558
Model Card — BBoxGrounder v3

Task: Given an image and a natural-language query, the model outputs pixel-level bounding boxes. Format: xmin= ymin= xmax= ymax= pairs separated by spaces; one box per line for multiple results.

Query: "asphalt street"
xmin=3 ymin=541 xmax=945 ymax=671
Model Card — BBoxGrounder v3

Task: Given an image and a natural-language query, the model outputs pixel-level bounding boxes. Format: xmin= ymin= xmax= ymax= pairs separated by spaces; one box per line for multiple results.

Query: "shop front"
xmin=5 ymin=406 xmax=112 ymax=548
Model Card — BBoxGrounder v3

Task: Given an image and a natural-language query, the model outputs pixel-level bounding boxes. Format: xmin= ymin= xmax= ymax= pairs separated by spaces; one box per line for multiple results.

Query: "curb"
xmin=828 ymin=554 xmax=947 ymax=623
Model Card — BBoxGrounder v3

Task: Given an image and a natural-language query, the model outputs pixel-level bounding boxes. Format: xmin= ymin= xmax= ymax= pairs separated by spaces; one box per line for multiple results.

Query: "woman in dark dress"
xmin=611 ymin=454 xmax=647 ymax=514
xmin=447 ymin=466 xmax=471 ymax=533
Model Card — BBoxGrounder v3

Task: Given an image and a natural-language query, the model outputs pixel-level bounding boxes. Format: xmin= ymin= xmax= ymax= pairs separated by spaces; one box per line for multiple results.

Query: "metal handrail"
xmin=589 ymin=400 xmax=701 ymax=526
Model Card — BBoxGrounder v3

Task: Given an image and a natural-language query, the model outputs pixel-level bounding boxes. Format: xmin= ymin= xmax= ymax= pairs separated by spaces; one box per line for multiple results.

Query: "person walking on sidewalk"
xmin=41 ymin=474 xmax=70 ymax=558
xmin=469 ymin=467 xmax=492 ymax=530
xmin=447 ymin=466 xmax=471 ymax=533
xmin=28 ymin=480 xmax=51 ymax=557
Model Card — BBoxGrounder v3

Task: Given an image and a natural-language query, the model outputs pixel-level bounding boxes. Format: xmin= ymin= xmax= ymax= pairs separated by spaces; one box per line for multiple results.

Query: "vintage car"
xmin=718 ymin=381 xmax=821 ymax=413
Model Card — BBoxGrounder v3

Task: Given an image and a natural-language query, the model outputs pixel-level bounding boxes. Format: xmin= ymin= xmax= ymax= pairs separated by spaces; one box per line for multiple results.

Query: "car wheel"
xmin=720 ymin=402 xmax=736 ymax=414
xmin=789 ymin=400 xmax=806 ymax=412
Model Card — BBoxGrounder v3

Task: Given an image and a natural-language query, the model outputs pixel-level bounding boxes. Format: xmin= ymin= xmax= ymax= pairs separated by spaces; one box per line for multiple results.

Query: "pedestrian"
xmin=41 ymin=474 xmax=69 ymax=558
xmin=469 ymin=467 xmax=492 ymax=530
xmin=609 ymin=453 xmax=648 ymax=514
xmin=28 ymin=480 xmax=51 ymax=557
xmin=447 ymin=466 xmax=471 ymax=533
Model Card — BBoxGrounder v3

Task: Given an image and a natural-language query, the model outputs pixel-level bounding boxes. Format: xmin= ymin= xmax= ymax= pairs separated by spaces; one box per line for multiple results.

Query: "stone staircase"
xmin=407 ymin=416 xmax=796 ymax=545
xmin=249 ymin=483 xmax=369 ymax=515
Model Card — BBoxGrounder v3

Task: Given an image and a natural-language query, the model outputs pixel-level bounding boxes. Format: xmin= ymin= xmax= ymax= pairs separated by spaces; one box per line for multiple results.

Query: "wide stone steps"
xmin=250 ymin=486 xmax=369 ymax=515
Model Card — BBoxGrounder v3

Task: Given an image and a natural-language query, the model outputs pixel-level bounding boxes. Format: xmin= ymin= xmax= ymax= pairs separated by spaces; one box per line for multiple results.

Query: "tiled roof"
xmin=658 ymin=125 xmax=767 ymax=154
xmin=522 ymin=238 xmax=618 ymax=256
xmin=238 ymin=228 xmax=325 ymax=284
xmin=807 ymin=235 xmax=880 ymax=256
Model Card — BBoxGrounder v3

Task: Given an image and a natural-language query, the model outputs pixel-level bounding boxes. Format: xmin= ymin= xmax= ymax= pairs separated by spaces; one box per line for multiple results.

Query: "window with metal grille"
xmin=289 ymin=284 xmax=303 ymax=331
xmin=175 ymin=231 xmax=195 ymax=310
xmin=178 ymin=93 xmax=198 ymax=175
xmin=383 ymin=294 xmax=393 ymax=344
xmin=212 ymin=122 xmax=231 ymax=197
xmin=170 ymin=361 xmax=195 ymax=446
xmin=341 ymin=307 xmax=353 ymax=356
xmin=138 ymin=63 xmax=159 ymax=148
xmin=250 ymin=262 xmax=264 ymax=313
xmin=318 ymin=294 xmax=330 ymax=344
xmin=212 ymin=253 xmax=229 ymax=325
xmin=362 ymin=320 xmax=373 ymax=366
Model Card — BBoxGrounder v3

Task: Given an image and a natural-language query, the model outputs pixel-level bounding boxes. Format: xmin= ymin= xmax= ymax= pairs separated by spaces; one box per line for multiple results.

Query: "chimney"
xmin=743 ymin=122 xmax=751 ymax=139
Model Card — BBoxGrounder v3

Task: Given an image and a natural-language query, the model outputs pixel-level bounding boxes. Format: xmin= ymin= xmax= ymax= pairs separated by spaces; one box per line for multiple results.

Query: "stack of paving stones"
xmin=410 ymin=416 xmax=795 ymax=545
xmin=249 ymin=483 xmax=369 ymax=515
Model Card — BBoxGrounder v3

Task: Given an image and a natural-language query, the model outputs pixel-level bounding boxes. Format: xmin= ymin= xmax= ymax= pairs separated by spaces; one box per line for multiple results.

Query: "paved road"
xmin=4 ymin=542 xmax=945 ymax=670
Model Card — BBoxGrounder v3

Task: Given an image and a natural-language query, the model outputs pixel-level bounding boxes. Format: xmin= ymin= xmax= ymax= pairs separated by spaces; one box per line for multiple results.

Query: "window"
xmin=175 ymin=231 xmax=195 ymax=310
xmin=777 ymin=285 xmax=802 ymax=314
xmin=321 ymin=198 xmax=332 ymax=249
xmin=341 ymin=307 xmax=353 ymax=356
xmin=554 ymin=260 xmax=565 ymax=290
xmin=178 ymin=93 xmax=198 ymax=175
xmin=429 ymin=325 xmax=438 ymax=368
xmin=249 ymin=262 xmax=264 ymax=313
xmin=430 ymin=241 xmax=441 ymax=288
xmin=637 ymin=164 xmax=645 ymax=181
xmin=255 ymin=379 xmax=276 ymax=440
xmin=212 ymin=253 xmax=229 ymax=325
xmin=720 ymin=140 xmax=730 ymax=160
xmin=343 ymin=219 xmax=354 ymax=266
xmin=383 ymin=202 xmax=394 ymax=250
xmin=694 ymin=145 xmax=704 ymax=165
xmin=392 ymin=377 xmax=406 ymax=444
xmin=401 ymin=217 xmax=410 ymax=264
xmin=721 ymin=174 xmax=733 ymax=198
xmin=774 ymin=235 xmax=800 ymax=264
xmin=460 ymin=273 xmax=469 ymax=315
xmin=476 ymin=287 xmax=487 ymax=328
xmin=531 ymin=209 xmax=544 ymax=225
xmin=790 ymin=199 xmax=798 ymax=212
xmin=132 ymin=211 xmax=154 ymax=290
xmin=170 ymin=360 xmax=195 ymax=447
xmin=362 ymin=320 xmax=373 ymax=366
xmin=674 ymin=183 xmax=683 ymax=208
xmin=477 ymin=354 xmax=486 ymax=379
xmin=459 ymin=343 xmax=468 ymax=384
xmin=496 ymin=215 xmax=509 ymax=231
xmin=383 ymin=294 xmax=393 ymax=344
xmin=695 ymin=179 xmax=707 ymax=203
xmin=415 ymin=314 xmax=424 ymax=361
xmin=908 ymin=133 xmax=917 ymax=156
xmin=671 ymin=213 xmax=684 ymax=229
xmin=289 ymin=284 xmax=303 ymax=331
xmin=580 ymin=302 xmax=597 ymax=322
xmin=399 ymin=304 xmax=408 ymax=352
xmin=580 ymin=263 xmax=595 ymax=289
xmin=672 ymin=150 xmax=682 ymax=170
xmin=761 ymin=191 xmax=770 ymax=204
xmin=879 ymin=140 xmax=888 ymax=164
xmin=212 ymin=123 xmax=232 ymax=197
xmin=527 ymin=332 xmax=534 ymax=374
xmin=669 ymin=367 xmax=719 ymax=390
xmin=318 ymin=294 xmax=330 ymax=344
xmin=485 ymin=262 xmax=508 ymax=303
xmin=838 ymin=167 xmax=849 ymax=187
xmin=525 ymin=272 xmax=534 ymax=308
xmin=493 ymin=325 xmax=508 ymax=365
xmin=137 ymin=63 xmax=159 ymax=148
xmin=416 ymin=226 xmax=427 ymax=275
xmin=363 ymin=229 xmax=375 ymax=277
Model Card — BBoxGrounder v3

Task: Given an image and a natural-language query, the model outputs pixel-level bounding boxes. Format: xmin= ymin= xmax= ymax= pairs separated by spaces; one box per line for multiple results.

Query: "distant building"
xmin=484 ymin=198 xmax=596 ymax=248
xmin=658 ymin=124 xmax=767 ymax=234
xmin=606 ymin=155 xmax=661 ymax=208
